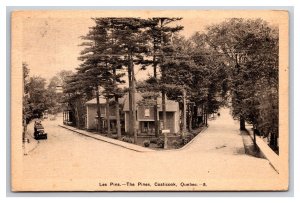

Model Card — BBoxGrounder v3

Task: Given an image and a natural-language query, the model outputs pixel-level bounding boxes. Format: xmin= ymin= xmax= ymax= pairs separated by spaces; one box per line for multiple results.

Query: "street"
xmin=22 ymin=108 xmax=280 ymax=191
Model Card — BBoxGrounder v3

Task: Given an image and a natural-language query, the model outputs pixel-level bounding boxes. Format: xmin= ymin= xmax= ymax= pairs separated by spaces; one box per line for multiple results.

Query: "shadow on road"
xmin=240 ymin=130 xmax=264 ymax=158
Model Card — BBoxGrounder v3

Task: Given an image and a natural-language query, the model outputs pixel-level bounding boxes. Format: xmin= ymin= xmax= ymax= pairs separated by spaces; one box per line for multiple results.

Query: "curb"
xmin=142 ymin=126 xmax=208 ymax=153
xmin=23 ymin=137 xmax=39 ymax=155
xmin=59 ymin=125 xmax=207 ymax=153
xmin=58 ymin=125 xmax=154 ymax=153
xmin=246 ymin=129 xmax=280 ymax=174
xmin=176 ymin=126 xmax=208 ymax=151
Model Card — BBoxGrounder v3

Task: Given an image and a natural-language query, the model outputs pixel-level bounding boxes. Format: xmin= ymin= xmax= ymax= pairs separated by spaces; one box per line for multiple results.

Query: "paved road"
xmin=21 ymin=109 xmax=280 ymax=191
xmin=184 ymin=108 xmax=246 ymax=154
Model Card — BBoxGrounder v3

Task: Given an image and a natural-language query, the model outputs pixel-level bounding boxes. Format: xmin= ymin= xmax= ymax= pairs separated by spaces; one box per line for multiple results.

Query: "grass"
xmin=86 ymin=125 xmax=206 ymax=150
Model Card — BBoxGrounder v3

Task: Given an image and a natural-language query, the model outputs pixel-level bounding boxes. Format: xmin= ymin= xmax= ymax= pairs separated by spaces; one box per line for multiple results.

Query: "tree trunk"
xmin=95 ymin=86 xmax=102 ymax=132
xmin=270 ymin=132 xmax=278 ymax=150
xmin=23 ymin=113 xmax=27 ymax=142
xmin=240 ymin=116 xmax=246 ymax=130
xmin=162 ymin=89 xmax=167 ymax=130
xmin=182 ymin=88 xmax=187 ymax=133
xmin=161 ymin=89 xmax=168 ymax=149
xmin=112 ymin=65 xmax=121 ymax=138
xmin=74 ymin=102 xmax=80 ymax=128
xmin=106 ymin=97 xmax=111 ymax=136
xmin=188 ymin=104 xmax=192 ymax=132
xmin=193 ymin=105 xmax=198 ymax=128
xmin=115 ymin=96 xmax=121 ymax=138
xmin=129 ymin=54 xmax=137 ymax=143
xmin=128 ymin=62 xmax=133 ymax=137
xmin=153 ymin=57 xmax=159 ymax=137
xmin=154 ymin=101 xmax=159 ymax=137
xmin=153 ymin=55 xmax=157 ymax=78
xmin=159 ymin=19 xmax=167 ymax=141
xmin=205 ymin=106 xmax=208 ymax=127
xmin=253 ymin=124 xmax=257 ymax=145
xmin=201 ymin=104 xmax=204 ymax=125
xmin=131 ymin=57 xmax=137 ymax=144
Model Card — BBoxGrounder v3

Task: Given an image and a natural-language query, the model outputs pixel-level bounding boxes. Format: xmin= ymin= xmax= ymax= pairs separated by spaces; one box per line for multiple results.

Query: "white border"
xmin=2 ymin=0 xmax=299 ymax=202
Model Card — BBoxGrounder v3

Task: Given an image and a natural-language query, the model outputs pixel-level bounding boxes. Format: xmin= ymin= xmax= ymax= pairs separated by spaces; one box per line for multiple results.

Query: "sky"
xmin=21 ymin=10 xmax=282 ymax=82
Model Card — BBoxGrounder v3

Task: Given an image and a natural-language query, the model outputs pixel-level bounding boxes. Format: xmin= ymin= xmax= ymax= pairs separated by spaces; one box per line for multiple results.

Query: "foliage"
xmin=23 ymin=62 xmax=31 ymax=123
xmin=46 ymin=70 xmax=73 ymax=114
xmin=143 ymin=140 xmax=150 ymax=147
xmin=121 ymin=136 xmax=134 ymax=143
xmin=63 ymin=72 xmax=92 ymax=128
xmin=150 ymin=137 xmax=159 ymax=144
xmin=111 ymin=134 xmax=118 ymax=139
xmin=23 ymin=63 xmax=74 ymax=124
xmin=27 ymin=76 xmax=48 ymax=118
xmin=60 ymin=17 xmax=279 ymax=151
xmin=172 ymin=140 xmax=180 ymax=149
xmin=156 ymin=138 xmax=164 ymax=148
xmin=205 ymin=18 xmax=279 ymax=147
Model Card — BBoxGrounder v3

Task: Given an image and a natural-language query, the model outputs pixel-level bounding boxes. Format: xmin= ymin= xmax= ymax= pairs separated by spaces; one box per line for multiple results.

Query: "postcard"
xmin=11 ymin=10 xmax=289 ymax=191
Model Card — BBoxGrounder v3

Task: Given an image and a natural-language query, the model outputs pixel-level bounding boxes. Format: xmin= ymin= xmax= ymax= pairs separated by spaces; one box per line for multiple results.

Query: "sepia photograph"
xmin=10 ymin=10 xmax=289 ymax=191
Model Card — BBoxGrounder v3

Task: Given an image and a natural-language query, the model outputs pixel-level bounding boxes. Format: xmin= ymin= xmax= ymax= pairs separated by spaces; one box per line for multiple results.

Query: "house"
xmin=123 ymin=93 xmax=180 ymax=135
xmin=85 ymin=97 xmax=125 ymax=132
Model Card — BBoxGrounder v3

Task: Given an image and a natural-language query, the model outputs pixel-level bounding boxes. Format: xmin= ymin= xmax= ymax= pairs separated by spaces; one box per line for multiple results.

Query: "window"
xmin=145 ymin=108 xmax=150 ymax=117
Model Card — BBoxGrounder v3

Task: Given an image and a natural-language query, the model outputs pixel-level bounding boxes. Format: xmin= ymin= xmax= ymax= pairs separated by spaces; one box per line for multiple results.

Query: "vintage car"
xmin=34 ymin=120 xmax=48 ymax=140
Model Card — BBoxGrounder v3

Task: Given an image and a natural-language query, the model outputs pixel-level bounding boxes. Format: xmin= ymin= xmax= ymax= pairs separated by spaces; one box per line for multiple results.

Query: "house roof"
xmin=123 ymin=92 xmax=179 ymax=112
xmin=85 ymin=97 xmax=125 ymax=105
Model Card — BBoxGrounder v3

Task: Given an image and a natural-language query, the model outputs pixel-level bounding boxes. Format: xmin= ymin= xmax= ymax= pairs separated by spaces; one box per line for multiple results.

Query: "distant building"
xmin=85 ymin=97 xmax=125 ymax=133
xmin=55 ymin=85 xmax=63 ymax=93
xmin=123 ymin=93 xmax=180 ymax=135
xmin=85 ymin=93 xmax=181 ymax=135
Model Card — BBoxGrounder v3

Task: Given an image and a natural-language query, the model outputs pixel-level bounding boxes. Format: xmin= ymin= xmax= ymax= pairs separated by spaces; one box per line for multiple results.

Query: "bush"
xmin=143 ymin=140 xmax=150 ymax=147
xmin=183 ymin=136 xmax=191 ymax=145
xmin=157 ymin=138 xmax=164 ymax=148
xmin=172 ymin=140 xmax=179 ymax=149
xmin=178 ymin=131 xmax=195 ymax=145
xmin=150 ymin=137 xmax=158 ymax=144
xmin=174 ymin=133 xmax=181 ymax=137
xmin=121 ymin=136 xmax=133 ymax=143
xmin=178 ymin=138 xmax=184 ymax=145
xmin=185 ymin=132 xmax=194 ymax=138
xmin=128 ymin=138 xmax=134 ymax=143
xmin=111 ymin=134 xmax=118 ymax=139
xmin=191 ymin=129 xmax=201 ymax=136
xmin=178 ymin=133 xmax=193 ymax=145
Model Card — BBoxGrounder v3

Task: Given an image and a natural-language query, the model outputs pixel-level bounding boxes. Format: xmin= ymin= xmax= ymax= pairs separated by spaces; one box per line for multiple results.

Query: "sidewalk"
xmin=246 ymin=127 xmax=280 ymax=173
xmin=23 ymin=132 xmax=39 ymax=155
xmin=59 ymin=124 xmax=154 ymax=152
